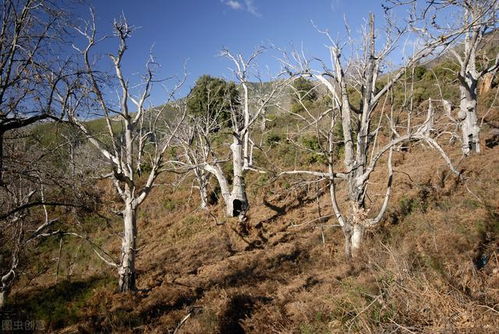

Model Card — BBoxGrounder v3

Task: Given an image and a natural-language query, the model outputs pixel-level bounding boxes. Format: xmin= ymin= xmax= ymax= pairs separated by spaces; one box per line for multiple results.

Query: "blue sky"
xmin=78 ymin=1 xmax=395 ymax=106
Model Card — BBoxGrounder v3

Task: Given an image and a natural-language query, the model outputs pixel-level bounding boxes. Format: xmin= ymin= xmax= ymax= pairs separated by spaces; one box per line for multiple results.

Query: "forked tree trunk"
xmin=203 ymin=137 xmax=249 ymax=217
xmin=118 ymin=202 xmax=137 ymax=292
xmin=302 ymin=11 xmax=463 ymax=260
xmin=459 ymin=84 xmax=480 ymax=155
xmin=343 ymin=199 xmax=366 ymax=259
xmin=228 ymin=137 xmax=248 ymax=217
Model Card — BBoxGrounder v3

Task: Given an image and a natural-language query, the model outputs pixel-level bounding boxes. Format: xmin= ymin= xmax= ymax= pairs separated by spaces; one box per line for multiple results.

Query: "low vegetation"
xmin=1 ymin=0 xmax=498 ymax=333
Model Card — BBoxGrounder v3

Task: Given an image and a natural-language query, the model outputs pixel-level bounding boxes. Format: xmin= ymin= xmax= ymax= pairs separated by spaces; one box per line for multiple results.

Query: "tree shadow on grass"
xmin=218 ymin=294 xmax=272 ymax=334
xmin=260 ymin=186 xmax=327 ymax=226
xmin=8 ymin=275 xmax=114 ymax=330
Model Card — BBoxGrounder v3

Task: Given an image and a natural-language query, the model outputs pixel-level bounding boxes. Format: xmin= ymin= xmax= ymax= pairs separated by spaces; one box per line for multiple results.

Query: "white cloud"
xmin=244 ymin=0 xmax=261 ymax=17
xmin=225 ymin=0 xmax=242 ymax=10
xmin=221 ymin=0 xmax=261 ymax=17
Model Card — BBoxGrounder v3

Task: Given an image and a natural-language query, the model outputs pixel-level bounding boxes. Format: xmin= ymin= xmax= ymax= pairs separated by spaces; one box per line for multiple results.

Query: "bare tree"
xmin=1 ymin=177 xmax=60 ymax=309
xmin=447 ymin=0 xmax=498 ymax=155
xmin=177 ymin=49 xmax=286 ymax=219
xmin=67 ymin=13 xmax=185 ymax=292
xmin=176 ymin=97 xmax=224 ymax=210
xmin=281 ymin=13 xmax=460 ymax=258
xmin=0 ymin=0 xmax=82 ymax=308
xmin=0 ymin=0 xmax=76 ymax=181
xmin=0 ymin=114 xmax=101 ymax=308
xmin=176 ymin=76 xmax=238 ymax=210
xmin=387 ymin=0 xmax=498 ymax=155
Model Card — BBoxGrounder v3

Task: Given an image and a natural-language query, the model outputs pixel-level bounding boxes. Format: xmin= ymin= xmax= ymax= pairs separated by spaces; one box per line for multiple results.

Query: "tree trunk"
xmin=479 ymin=72 xmax=494 ymax=94
xmin=343 ymin=224 xmax=364 ymax=259
xmin=197 ymin=169 xmax=209 ymax=209
xmin=350 ymin=224 xmax=363 ymax=257
xmin=203 ymin=137 xmax=249 ymax=218
xmin=118 ymin=203 xmax=137 ymax=292
xmin=204 ymin=164 xmax=232 ymax=214
xmin=459 ymin=85 xmax=480 ymax=155
xmin=1 ymin=269 xmax=14 ymax=310
xmin=0 ymin=130 xmax=4 ymax=184
xmin=242 ymin=84 xmax=250 ymax=169
xmin=0 ymin=290 xmax=6 ymax=309
xmin=260 ymin=114 xmax=266 ymax=131
xmin=229 ymin=137 xmax=248 ymax=217
xmin=199 ymin=181 xmax=209 ymax=209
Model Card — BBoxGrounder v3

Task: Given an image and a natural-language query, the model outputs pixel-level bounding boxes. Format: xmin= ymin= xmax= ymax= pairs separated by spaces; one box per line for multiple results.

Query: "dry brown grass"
xmin=8 ymin=96 xmax=499 ymax=333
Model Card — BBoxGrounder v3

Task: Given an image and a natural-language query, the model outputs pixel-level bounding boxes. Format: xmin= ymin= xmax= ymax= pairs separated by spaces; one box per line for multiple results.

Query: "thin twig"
xmin=389 ymin=319 xmax=417 ymax=334
xmin=347 ymin=295 xmax=382 ymax=330
xmin=173 ymin=312 xmax=191 ymax=334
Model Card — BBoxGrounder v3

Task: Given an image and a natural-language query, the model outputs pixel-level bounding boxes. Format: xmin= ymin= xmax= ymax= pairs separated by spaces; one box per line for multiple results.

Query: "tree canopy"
xmin=186 ymin=75 xmax=239 ymax=127
xmin=290 ymin=77 xmax=317 ymax=113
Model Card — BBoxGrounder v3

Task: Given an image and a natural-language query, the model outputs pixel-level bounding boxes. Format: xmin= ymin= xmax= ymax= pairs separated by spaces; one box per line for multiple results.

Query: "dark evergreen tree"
xmin=290 ymin=77 xmax=317 ymax=113
xmin=187 ymin=75 xmax=240 ymax=128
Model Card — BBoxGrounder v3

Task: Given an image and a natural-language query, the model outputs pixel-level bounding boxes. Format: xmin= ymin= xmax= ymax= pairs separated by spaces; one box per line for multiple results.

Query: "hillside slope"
xmin=8 ymin=102 xmax=499 ymax=333
xmin=5 ymin=33 xmax=499 ymax=333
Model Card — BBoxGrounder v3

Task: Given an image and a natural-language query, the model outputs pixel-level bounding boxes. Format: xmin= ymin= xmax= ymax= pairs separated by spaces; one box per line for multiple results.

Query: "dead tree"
xmin=68 ymin=13 xmax=185 ymax=292
xmin=388 ymin=0 xmax=498 ymax=154
xmin=0 ymin=0 xmax=75 ymax=182
xmin=0 ymin=117 xmax=96 ymax=309
xmin=176 ymin=96 xmax=226 ymax=210
xmin=0 ymin=0 xmax=76 ymax=182
xmin=0 ymin=184 xmax=60 ymax=309
xmin=449 ymin=1 xmax=498 ymax=155
xmin=176 ymin=49 xmax=286 ymax=218
xmin=176 ymin=76 xmax=239 ymax=210
xmin=0 ymin=0 xmax=81 ymax=307
xmin=282 ymin=13 xmax=460 ymax=258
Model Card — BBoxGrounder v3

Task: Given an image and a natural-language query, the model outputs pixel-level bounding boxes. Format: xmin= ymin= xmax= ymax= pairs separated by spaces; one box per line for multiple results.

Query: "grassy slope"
xmin=7 ymin=50 xmax=499 ymax=333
